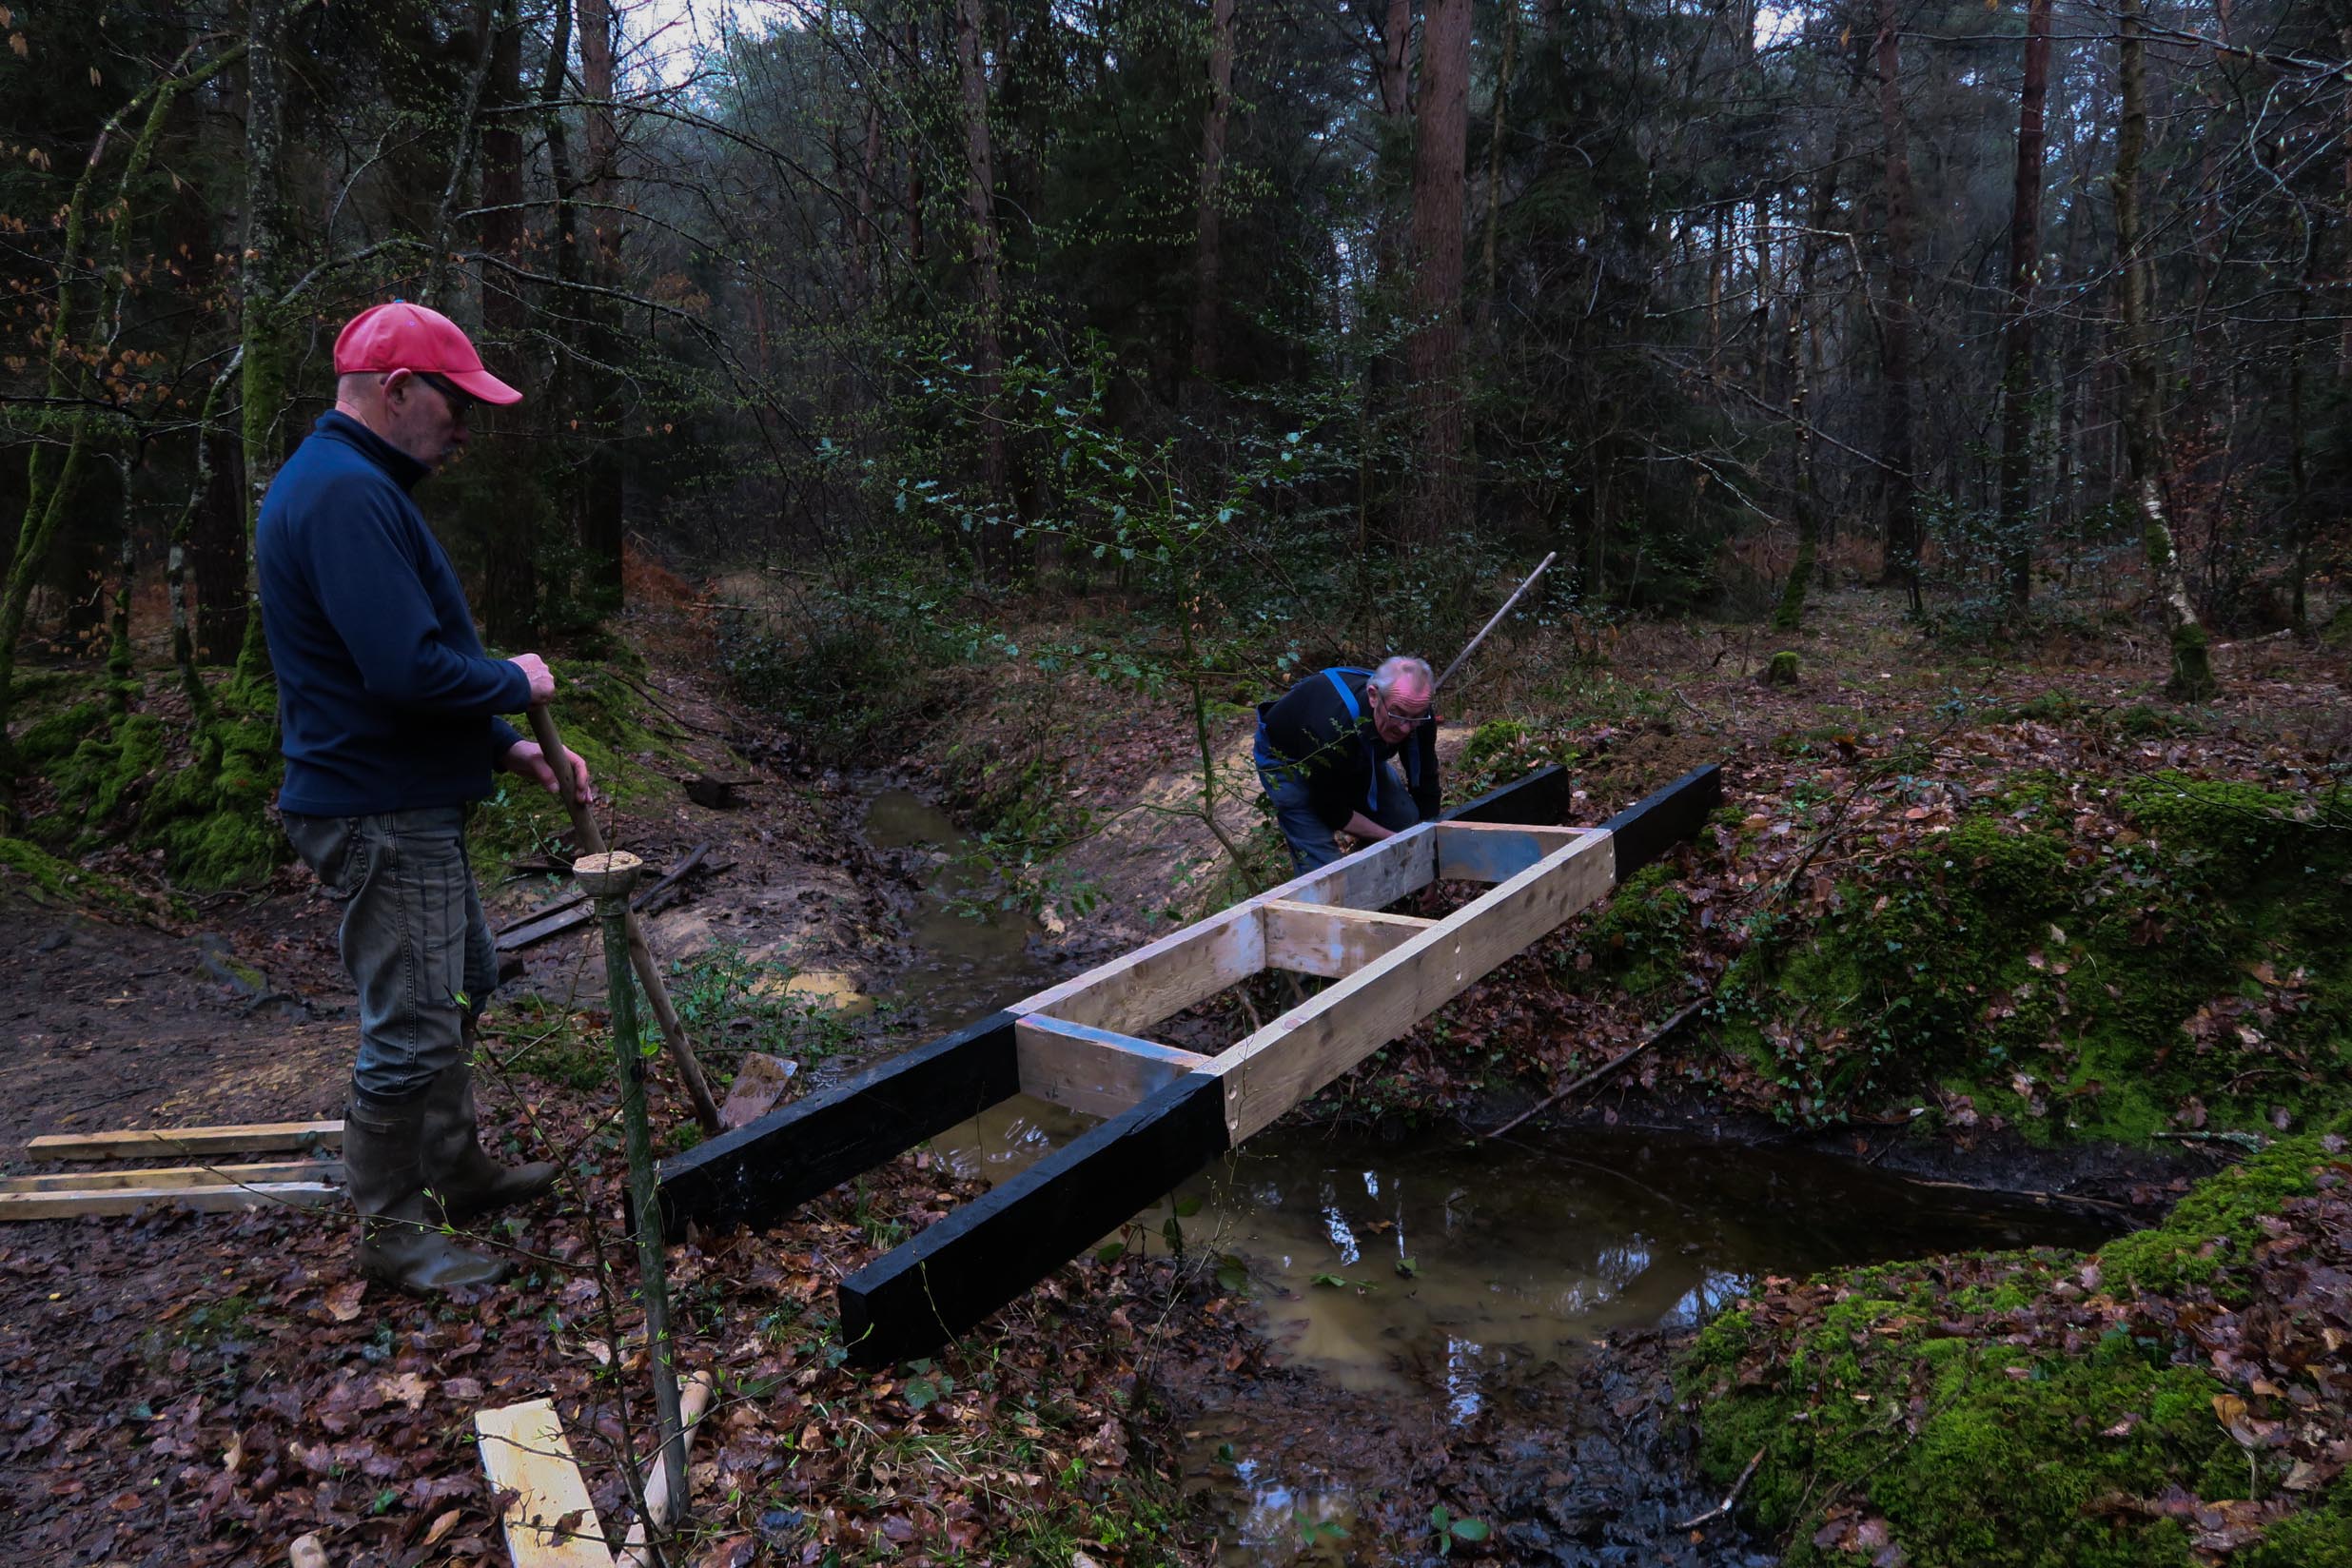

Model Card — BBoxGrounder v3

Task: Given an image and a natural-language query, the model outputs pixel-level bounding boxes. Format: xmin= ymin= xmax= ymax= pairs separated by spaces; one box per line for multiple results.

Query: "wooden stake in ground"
xmin=528 ymin=704 xmax=724 ymax=1134
xmin=577 ymin=850 xmax=690 ymax=1533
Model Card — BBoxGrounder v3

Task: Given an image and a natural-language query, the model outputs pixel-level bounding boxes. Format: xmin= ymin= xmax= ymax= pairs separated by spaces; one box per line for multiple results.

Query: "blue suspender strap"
xmin=1322 ymin=668 xmax=1380 ymax=814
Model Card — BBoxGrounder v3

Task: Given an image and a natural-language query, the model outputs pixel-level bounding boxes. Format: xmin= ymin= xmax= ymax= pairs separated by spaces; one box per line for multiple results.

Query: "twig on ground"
xmin=1479 ymin=997 xmax=1709 ymax=1140
xmin=1672 ymin=1446 xmax=1764 ymax=1531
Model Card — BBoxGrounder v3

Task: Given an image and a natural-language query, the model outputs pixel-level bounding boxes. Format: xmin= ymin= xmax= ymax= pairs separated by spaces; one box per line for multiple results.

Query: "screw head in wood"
xmin=572 ymin=850 xmax=645 ymax=898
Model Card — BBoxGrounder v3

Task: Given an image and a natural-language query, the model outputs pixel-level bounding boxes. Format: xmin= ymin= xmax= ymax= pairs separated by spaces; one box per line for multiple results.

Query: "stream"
xmin=863 ymin=789 xmax=2122 ymax=1564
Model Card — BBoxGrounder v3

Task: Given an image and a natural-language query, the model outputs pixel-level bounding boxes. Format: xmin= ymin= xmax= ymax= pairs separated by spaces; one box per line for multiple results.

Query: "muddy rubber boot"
xmin=343 ymin=1083 xmax=509 ymax=1294
xmin=421 ymin=1061 xmax=558 ymax=1222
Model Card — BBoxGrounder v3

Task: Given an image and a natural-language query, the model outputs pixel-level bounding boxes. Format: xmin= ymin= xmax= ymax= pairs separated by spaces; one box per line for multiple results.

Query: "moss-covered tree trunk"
xmin=231 ymin=0 xmax=289 ymax=686
xmin=2112 ymin=0 xmax=2214 ymax=701
xmin=1773 ymin=145 xmax=1840 ymax=635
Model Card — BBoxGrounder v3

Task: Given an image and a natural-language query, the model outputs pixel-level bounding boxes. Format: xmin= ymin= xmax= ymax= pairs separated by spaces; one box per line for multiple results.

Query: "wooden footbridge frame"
xmin=654 ymin=762 xmax=1721 ymax=1364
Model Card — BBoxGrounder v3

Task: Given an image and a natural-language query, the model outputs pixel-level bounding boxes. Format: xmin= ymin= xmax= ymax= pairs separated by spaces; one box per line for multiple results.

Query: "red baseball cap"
xmin=332 ymin=301 xmax=523 ymax=405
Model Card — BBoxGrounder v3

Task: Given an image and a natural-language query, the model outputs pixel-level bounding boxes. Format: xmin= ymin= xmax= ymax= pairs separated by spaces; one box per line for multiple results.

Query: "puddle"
xmin=931 ymin=1111 xmax=2120 ymax=1564
xmin=861 ymin=789 xmax=1055 ymax=1031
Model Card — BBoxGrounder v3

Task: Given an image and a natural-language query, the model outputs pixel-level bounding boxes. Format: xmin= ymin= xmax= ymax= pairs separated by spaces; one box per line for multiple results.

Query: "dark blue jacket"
xmin=258 ymin=411 xmax=527 ymax=815
xmin=1255 ymin=667 xmax=1441 ymax=830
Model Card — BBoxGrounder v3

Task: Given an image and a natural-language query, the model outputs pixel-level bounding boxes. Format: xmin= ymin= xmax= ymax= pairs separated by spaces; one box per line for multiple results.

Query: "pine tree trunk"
xmin=1871 ymin=0 xmax=1921 ymax=609
xmin=1187 ymin=0 xmax=1237 ymax=392
xmin=2113 ymin=0 xmax=2213 ymax=699
xmin=1995 ymin=0 xmax=2053 ymax=613
xmin=953 ymin=0 xmax=1009 ymax=575
xmin=476 ymin=0 xmax=536 ymax=645
xmin=1405 ymin=0 xmax=1471 ymax=544
xmin=574 ymin=0 xmax=626 ymax=615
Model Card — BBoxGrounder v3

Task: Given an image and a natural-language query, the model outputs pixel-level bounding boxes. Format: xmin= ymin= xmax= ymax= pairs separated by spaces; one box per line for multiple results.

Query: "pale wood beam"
xmin=1014 ymin=1016 xmax=1211 ymax=1120
xmin=1260 ymin=900 xmax=1434 ymax=978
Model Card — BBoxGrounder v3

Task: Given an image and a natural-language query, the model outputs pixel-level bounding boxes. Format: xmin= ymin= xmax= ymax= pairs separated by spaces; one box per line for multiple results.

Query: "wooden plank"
xmin=476 ymin=1399 xmax=617 ymax=1568
xmin=0 ymin=1160 xmax=343 ymax=1193
xmin=496 ymin=844 xmax=711 ymax=952
xmin=1271 ymin=823 xmax=1438 ymax=911
xmin=1601 ymin=763 xmax=1723 ymax=880
xmin=1444 ymin=763 xmax=1572 ymax=826
xmin=1007 ymin=904 xmax=1265 ymax=1035
xmin=1013 ymin=1016 xmax=1209 ymax=1120
xmin=1432 ymin=821 xmax=1587 ymax=883
xmin=26 ymin=1120 xmax=343 ymax=1160
xmin=0 ymin=1182 xmax=341 ymax=1220
xmin=1214 ymin=833 xmax=1617 ymax=1143
xmin=653 ymin=1011 xmax=1021 ymax=1241
xmin=1260 ymin=901 xmax=1432 ymax=979
xmin=838 ymin=1070 xmax=1231 ymax=1366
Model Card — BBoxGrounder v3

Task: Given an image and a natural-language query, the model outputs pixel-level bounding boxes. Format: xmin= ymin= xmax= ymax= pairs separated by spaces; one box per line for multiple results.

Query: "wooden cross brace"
xmin=654 ymin=762 xmax=1721 ymax=1365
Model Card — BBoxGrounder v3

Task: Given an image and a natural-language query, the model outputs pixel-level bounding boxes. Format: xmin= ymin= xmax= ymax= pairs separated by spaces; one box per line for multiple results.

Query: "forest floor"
xmin=2 ymin=581 xmax=2349 ymax=1567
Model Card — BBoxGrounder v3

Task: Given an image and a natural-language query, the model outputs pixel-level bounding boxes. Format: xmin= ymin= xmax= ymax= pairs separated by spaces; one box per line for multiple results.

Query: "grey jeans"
xmin=284 ymin=807 xmax=497 ymax=1099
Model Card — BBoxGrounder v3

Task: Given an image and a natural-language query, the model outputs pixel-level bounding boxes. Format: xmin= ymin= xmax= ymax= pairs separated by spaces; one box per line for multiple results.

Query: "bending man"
xmin=258 ymin=302 xmax=590 ymax=1294
xmin=1254 ymin=656 xmax=1441 ymax=872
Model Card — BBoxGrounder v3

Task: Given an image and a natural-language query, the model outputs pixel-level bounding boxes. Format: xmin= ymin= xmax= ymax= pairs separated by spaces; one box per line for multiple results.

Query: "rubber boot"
xmin=421 ymin=1061 xmax=558 ymax=1222
xmin=343 ymin=1082 xmax=509 ymax=1293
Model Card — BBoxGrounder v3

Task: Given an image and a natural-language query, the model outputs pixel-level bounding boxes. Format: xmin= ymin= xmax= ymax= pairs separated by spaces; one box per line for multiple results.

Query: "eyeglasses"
xmin=411 ymin=371 xmax=479 ymax=421
xmin=1377 ymin=693 xmax=1431 ymax=725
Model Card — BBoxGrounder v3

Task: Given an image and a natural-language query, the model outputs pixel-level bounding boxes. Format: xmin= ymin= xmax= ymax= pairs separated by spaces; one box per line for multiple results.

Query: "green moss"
xmin=2096 ymin=1135 xmax=2327 ymax=1300
xmin=16 ymin=697 xmax=108 ymax=771
xmin=1764 ymin=649 xmax=1800 ymax=685
xmin=1719 ymin=771 xmax=2352 ymax=1136
xmin=1571 ymin=862 xmax=1693 ymax=999
xmin=2244 ymin=1472 xmax=2352 ymax=1567
xmin=0 ymin=835 xmax=156 ymax=920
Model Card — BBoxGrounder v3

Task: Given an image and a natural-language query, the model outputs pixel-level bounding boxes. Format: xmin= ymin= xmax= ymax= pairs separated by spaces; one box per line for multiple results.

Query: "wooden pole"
xmin=578 ymin=851 xmax=690 ymax=1534
xmin=529 ymin=705 xmax=724 ymax=1134
xmin=1434 ymin=551 xmax=1556 ymax=694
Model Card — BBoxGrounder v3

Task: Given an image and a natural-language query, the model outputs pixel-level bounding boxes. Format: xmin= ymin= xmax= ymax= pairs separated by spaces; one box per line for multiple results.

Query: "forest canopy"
xmin=3 ymin=0 xmax=2347 ymax=845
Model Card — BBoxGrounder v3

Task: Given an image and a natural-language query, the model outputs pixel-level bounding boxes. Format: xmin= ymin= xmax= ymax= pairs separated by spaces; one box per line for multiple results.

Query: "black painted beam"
xmin=838 ymin=1069 xmax=1231 ymax=1366
xmin=653 ymin=1010 xmax=1023 ymax=1240
xmin=1598 ymin=763 xmax=1723 ymax=881
xmin=1442 ymin=763 xmax=1571 ymax=827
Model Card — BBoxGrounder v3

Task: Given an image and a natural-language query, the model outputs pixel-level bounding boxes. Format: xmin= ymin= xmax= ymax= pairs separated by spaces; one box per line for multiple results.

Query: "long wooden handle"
xmin=1434 ymin=551 xmax=1557 ymax=696
xmin=527 ymin=705 xmax=725 ymax=1134
xmin=617 ymin=1371 xmax=719 ymax=1568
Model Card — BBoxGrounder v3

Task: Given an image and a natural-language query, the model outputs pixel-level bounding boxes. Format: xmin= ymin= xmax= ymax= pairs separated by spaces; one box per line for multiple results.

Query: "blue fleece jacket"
xmin=258 ymin=411 xmax=529 ymax=816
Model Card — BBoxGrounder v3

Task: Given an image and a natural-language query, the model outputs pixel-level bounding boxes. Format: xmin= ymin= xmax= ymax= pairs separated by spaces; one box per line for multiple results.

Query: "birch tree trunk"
xmin=2113 ymin=0 xmax=2214 ymax=699
xmin=1995 ymin=0 xmax=2054 ymax=613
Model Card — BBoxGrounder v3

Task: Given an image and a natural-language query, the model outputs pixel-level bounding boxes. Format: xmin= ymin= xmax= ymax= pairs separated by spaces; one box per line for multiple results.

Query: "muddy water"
xmin=869 ymin=789 xmax=2121 ymax=1563
xmin=862 ymin=790 xmax=1057 ymax=1029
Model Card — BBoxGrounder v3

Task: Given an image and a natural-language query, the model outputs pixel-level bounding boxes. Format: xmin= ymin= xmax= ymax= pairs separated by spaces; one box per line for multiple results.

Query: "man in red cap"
xmin=258 ymin=301 xmax=589 ymax=1295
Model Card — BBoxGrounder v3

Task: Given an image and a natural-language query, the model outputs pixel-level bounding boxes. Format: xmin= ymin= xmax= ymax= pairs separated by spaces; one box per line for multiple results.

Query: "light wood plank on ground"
xmin=1214 ymin=833 xmax=1616 ymax=1143
xmin=25 ymin=1120 xmax=343 ymax=1160
xmin=0 ymin=1160 xmax=343 ymax=1193
xmin=1260 ymin=901 xmax=1432 ymax=979
xmin=476 ymin=1398 xmax=617 ymax=1568
xmin=0 ymin=1182 xmax=342 ymax=1220
xmin=1014 ymin=1016 xmax=1210 ymax=1120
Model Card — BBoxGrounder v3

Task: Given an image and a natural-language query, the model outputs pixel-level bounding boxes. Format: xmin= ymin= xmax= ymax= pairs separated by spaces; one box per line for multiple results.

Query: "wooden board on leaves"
xmin=25 ymin=1120 xmax=343 ymax=1160
xmin=0 ymin=1182 xmax=341 ymax=1220
xmin=0 ymin=1160 xmax=343 ymax=1193
xmin=476 ymin=1398 xmax=617 ymax=1568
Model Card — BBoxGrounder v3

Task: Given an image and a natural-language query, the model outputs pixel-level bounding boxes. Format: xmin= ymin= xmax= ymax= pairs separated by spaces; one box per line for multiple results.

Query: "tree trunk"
xmin=2113 ymin=0 xmax=2213 ymax=699
xmin=1405 ymin=0 xmax=1472 ymax=544
xmin=234 ymin=0 xmax=290 ymax=682
xmin=953 ymin=0 xmax=1009 ymax=573
xmin=1773 ymin=151 xmax=1841 ymax=633
xmin=572 ymin=0 xmax=625 ymax=616
xmin=476 ymin=0 xmax=536 ymax=645
xmin=1995 ymin=0 xmax=2054 ymax=613
xmin=1186 ymin=0 xmax=1237 ymax=392
xmin=1871 ymin=0 xmax=1922 ymax=610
